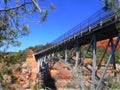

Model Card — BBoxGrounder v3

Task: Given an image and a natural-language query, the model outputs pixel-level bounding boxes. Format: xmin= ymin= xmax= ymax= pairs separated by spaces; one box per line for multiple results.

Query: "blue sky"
xmin=8 ymin=0 xmax=103 ymax=52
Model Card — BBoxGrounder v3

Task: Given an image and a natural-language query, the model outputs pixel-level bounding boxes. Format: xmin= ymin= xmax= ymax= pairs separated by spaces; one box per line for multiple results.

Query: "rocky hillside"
xmin=0 ymin=38 xmax=120 ymax=90
xmin=97 ymin=37 xmax=120 ymax=50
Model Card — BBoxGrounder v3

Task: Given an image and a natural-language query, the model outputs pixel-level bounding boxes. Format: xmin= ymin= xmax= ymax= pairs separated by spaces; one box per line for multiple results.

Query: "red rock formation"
xmin=97 ymin=37 xmax=120 ymax=50
xmin=28 ymin=49 xmax=34 ymax=55
xmin=49 ymin=61 xmax=73 ymax=79
xmin=26 ymin=57 xmax=37 ymax=80
xmin=12 ymin=53 xmax=38 ymax=89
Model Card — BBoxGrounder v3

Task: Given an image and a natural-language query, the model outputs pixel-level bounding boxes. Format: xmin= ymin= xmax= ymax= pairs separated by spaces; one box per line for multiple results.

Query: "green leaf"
xmin=22 ymin=25 xmax=29 ymax=31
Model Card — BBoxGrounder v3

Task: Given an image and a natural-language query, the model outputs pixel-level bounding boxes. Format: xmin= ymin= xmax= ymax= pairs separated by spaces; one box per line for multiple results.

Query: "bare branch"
xmin=32 ymin=0 xmax=42 ymax=13
xmin=0 ymin=2 xmax=32 ymax=11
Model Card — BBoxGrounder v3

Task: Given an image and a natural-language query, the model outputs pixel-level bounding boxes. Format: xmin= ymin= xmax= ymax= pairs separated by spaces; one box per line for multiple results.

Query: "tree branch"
xmin=0 ymin=2 xmax=32 ymax=12
xmin=32 ymin=0 xmax=42 ymax=13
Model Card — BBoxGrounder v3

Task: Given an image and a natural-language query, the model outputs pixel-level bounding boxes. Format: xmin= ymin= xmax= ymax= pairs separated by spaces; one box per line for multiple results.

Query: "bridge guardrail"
xmin=51 ymin=9 xmax=115 ymax=44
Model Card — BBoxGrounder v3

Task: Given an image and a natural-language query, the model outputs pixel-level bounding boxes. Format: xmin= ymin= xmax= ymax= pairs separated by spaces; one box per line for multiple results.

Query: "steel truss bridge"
xmin=34 ymin=8 xmax=120 ymax=90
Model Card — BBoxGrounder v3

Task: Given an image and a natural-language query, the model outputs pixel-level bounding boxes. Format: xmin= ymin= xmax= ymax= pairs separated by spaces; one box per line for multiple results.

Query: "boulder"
xmin=18 ymin=74 xmax=26 ymax=82
xmin=23 ymin=81 xmax=30 ymax=89
xmin=22 ymin=68 xmax=30 ymax=74
xmin=22 ymin=62 xmax=28 ymax=68
xmin=49 ymin=61 xmax=73 ymax=79
xmin=3 ymin=74 xmax=11 ymax=83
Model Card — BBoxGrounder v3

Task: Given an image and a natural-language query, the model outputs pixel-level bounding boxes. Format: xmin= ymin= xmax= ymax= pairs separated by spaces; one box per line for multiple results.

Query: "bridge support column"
xmin=36 ymin=58 xmax=41 ymax=74
xmin=80 ymin=37 xmax=94 ymax=65
xmin=97 ymin=39 xmax=111 ymax=70
xmin=47 ymin=54 xmax=51 ymax=60
xmin=52 ymin=52 xmax=55 ymax=57
xmin=57 ymin=53 xmax=61 ymax=59
xmin=75 ymin=40 xmax=79 ymax=69
xmin=43 ymin=56 xmax=45 ymax=63
xmin=65 ymin=44 xmax=68 ymax=61
xmin=92 ymin=35 xmax=96 ymax=90
xmin=110 ymin=38 xmax=117 ymax=77
xmin=40 ymin=57 xmax=44 ymax=69
xmin=96 ymin=34 xmax=120 ymax=90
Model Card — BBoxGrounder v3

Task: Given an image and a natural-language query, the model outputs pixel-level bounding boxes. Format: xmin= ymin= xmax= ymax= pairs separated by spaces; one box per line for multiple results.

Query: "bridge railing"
xmin=51 ymin=9 xmax=114 ymax=44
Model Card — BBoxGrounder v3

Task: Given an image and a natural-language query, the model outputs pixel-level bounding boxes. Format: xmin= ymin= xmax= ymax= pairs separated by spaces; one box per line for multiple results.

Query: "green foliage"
xmin=34 ymin=83 xmax=38 ymax=90
xmin=116 ymin=21 xmax=120 ymax=33
xmin=102 ymin=0 xmax=113 ymax=10
xmin=34 ymin=83 xmax=46 ymax=89
xmin=25 ymin=43 xmax=52 ymax=53
xmin=11 ymin=75 xmax=17 ymax=84
xmin=1 ymin=83 xmax=16 ymax=90
xmin=0 ymin=51 xmax=27 ymax=89
xmin=101 ymin=0 xmax=119 ymax=10
xmin=0 ymin=58 xmax=3 ymax=63
xmin=41 ymin=84 xmax=46 ymax=89
xmin=109 ymin=82 xmax=120 ymax=89
xmin=7 ymin=68 xmax=12 ymax=75
xmin=0 ymin=0 xmax=54 ymax=50
xmin=22 ymin=25 xmax=29 ymax=31
xmin=115 ymin=51 xmax=120 ymax=64
xmin=1 ymin=64 xmax=12 ymax=75
xmin=101 ymin=0 xmax=120 ymax=32
xmin=105 ymin=76 xmax=120 ymax=89
xmin=66 ymin=84 xmax=76 ymax=89
xmin=1 ymin=83 xmax=9 ymax=89
xmin=9 ymin=53 xmax=24 ymax=64
xmin=2 ymin=65 xmax=9 ymax=75
xmin=0 ymin=72 xmax=3 ymax=79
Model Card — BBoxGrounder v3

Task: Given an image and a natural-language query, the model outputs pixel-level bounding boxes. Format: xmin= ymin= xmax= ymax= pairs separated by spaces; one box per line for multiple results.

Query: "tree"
xmin=101 ymin=0 xmax=120 ymax=32
xmin=101 ymin=0 xmax=120 ymax=18
xmin=0 ymin=0 xmax=55 ymax=51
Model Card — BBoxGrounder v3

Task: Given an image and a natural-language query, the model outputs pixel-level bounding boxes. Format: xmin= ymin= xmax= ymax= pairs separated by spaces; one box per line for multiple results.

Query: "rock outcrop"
xmin=17 ymin=56 xmax=37 ymax=89
xmin=97 ymin=37 xmax=120 ymax=50
xmin=50 ymin=61 xmax=73 ymax=79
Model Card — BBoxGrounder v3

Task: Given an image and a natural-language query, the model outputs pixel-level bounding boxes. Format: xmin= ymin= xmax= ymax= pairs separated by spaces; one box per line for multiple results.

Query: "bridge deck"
xmin=34 ymin=9 xmax=119 ymax=58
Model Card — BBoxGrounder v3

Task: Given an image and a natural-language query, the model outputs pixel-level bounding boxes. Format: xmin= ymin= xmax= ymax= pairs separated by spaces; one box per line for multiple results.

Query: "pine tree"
xmin=0 ymin=0 xmax=55 ymax=50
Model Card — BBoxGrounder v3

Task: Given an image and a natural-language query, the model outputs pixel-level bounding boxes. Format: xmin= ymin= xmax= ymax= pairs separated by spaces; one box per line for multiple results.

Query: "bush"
xmin=34 ymin=83 xmax=38 ymax=90
xmin=11 ymin=75 xmax=17 ymax=84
